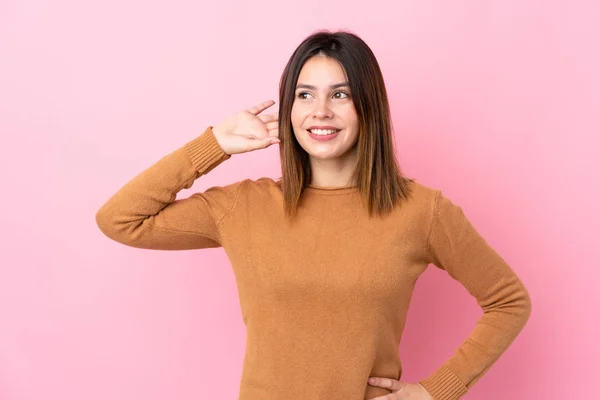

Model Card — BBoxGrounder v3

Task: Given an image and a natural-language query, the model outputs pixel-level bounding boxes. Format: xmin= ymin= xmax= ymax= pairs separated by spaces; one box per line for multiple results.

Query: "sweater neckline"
xmin=305 ymin=184 xmax=359 ymax=195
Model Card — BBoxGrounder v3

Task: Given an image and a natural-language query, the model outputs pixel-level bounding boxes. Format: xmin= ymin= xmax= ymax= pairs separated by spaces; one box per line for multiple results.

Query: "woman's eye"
xmin=334 ymin=91 xmax=349 ymax=99
xmin=296 ymin=91 xmax=350 ymax=99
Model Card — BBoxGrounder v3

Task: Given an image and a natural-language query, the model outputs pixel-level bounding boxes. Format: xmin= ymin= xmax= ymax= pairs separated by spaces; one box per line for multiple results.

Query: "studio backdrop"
xmin=0 ymin=1 xmax=597 ymax=399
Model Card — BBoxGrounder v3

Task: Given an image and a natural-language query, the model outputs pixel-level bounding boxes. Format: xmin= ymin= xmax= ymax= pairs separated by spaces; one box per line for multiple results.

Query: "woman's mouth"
xmin=307 ymin=128 xmax=341 ymax=141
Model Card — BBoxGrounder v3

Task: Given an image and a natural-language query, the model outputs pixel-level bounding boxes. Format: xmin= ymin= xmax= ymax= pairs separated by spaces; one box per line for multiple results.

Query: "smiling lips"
xmin=307 ymin=127 xmax=341 ymax=141
xmin=307 ymin=125 xmax=341 ymax=135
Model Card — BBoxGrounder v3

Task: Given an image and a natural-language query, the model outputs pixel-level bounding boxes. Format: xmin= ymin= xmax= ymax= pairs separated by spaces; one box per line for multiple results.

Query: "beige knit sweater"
xmin=95 ymin=126 xmax=532 ymax=400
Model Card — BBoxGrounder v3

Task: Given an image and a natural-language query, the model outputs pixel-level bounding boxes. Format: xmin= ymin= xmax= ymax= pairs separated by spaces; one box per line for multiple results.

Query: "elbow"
xmin=484 ymin=280 xmax=533 ymax=330
xmin=95 ymin=205 xmax=148 ymax=248
xmin=509 ymin=282 xmax=533 ymax=332
xmin=95 ymin=205 xmax=125 ymax=243
xmin=510 ymin=274 xmax=533 ymax=327
xmin=95 ymin=206 xmax=115 ymax=239
xmin=521 ymin=285 xmax=533 ymax=326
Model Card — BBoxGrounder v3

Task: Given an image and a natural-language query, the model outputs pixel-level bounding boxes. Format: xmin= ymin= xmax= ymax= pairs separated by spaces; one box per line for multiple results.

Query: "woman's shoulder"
xmin=404 ymin=178 xmax=440 ymax=204
xmin=404 ymin=179 xmax=472 ymax=219
xmin=382 ymin=178 xmax=442 ymax=228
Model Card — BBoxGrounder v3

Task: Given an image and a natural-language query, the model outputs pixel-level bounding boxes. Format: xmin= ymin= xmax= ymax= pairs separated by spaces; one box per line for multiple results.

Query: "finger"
xmin=368 ymin=377 xmax=404 ymax=392
xmin=265 ymin=120 xmax=279 ymax=133
xmin=248 ymin=135 xmax=280 ymax=151
xmin=368 ymin=391 xmax=405 ymax=400
xmin=264 ymin=136 xmax=280 ymax=148
xmin=247 ymin=100 xmax=275 ymax=115
xmin=258 ymin=112 xmax=278 ymax=123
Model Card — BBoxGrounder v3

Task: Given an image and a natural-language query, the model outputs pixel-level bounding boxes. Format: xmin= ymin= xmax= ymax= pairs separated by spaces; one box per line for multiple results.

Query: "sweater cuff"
xmin=183 ymin=126 xmax=231 ymax=174
xmin=419 ymin=365 xmax=468 ymax=400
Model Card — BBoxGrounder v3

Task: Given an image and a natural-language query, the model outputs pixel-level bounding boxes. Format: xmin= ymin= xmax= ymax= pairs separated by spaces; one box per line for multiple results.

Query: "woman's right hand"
xmin=211 ymin=99 xmax=280 ymax=155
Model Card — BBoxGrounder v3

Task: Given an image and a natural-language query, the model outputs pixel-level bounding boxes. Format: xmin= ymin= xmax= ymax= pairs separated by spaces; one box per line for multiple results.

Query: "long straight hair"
xmin=277 ymin=30 xmax=414 ymax=219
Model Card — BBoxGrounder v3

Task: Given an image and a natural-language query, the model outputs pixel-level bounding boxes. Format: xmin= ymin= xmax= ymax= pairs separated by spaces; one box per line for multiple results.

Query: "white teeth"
xmin=309 ymin=129 xmax=339 ymax=135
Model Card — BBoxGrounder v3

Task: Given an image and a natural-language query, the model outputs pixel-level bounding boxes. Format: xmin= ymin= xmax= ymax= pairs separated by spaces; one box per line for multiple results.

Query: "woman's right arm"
xmin=95 ymin=100 xmax=280 ymax=250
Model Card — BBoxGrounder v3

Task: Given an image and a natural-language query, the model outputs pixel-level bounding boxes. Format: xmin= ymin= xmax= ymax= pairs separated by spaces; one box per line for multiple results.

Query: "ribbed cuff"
xmin=183 ymin=126 xmax=231 ymax=174
xmin=419 ymin=365 xmax=468 ymax=400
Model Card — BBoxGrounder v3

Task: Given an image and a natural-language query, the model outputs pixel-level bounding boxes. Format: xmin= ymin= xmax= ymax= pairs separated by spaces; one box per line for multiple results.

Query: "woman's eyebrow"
xmin=295 ymin=82 xmax=350 ymax=90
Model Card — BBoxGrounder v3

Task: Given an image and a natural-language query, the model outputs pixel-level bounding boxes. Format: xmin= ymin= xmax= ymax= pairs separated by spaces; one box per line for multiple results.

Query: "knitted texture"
xmin=96 ymin=126 xmax=532 ymax=400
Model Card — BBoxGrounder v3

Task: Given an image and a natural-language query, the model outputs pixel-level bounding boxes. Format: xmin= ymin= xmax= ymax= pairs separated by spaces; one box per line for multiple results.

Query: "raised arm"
xmin=95 ymin=100 xmax=281 ymax=250
xmin=95 ymin=127 xmax=239 ymax=250
xmin=418 ymin=190 xmax=532 ymax=400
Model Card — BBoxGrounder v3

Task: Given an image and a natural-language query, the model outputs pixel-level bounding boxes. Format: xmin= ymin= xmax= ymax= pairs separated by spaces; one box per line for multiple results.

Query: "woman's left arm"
xmin=418 ymin=190 xmax=532 ymax=400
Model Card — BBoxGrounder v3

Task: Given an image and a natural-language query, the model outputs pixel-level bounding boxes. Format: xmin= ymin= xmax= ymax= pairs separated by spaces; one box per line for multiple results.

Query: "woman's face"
xmin=291 ymin=55 xmax=359 ymax=161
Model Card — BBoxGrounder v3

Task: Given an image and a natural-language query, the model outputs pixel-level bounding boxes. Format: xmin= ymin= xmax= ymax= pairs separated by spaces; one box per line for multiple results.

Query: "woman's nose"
xmin=313 ymin=99 xmax=333 ymax=118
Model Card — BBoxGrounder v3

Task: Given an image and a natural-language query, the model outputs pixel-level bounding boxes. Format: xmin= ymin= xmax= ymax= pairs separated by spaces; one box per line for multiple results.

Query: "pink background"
xmin=1 ymin=1 xmax=598 ymax=399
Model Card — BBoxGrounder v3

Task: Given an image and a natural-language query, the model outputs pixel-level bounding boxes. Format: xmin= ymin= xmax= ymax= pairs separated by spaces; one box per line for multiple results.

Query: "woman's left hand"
xmin=368 ymin=377 xmax=433 ymax=399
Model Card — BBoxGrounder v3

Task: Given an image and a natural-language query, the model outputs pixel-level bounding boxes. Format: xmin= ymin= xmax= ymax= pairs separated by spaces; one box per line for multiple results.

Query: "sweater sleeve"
xmin=418 ymin=190 xmax=532 ymax=400
xmin=95 ymin=126 xmax=244 ymax=250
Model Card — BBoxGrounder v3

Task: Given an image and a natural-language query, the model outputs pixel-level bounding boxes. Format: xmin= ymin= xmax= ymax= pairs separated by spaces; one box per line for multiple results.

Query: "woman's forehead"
xmin=297 ymin=56 xmax=348 ymax=85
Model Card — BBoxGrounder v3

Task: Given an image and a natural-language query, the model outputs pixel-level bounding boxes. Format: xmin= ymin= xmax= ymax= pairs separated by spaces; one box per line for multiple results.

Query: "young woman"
xmin=96 ymin=30 xmax=532 ymax=400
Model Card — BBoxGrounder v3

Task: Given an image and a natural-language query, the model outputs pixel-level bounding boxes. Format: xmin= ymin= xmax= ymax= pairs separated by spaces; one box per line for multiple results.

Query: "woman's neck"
xmin=308 ymin=147 xmax=358 ymax=188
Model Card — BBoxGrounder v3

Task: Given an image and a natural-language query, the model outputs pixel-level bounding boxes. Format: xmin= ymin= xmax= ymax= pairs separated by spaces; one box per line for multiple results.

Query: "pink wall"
xmin=1 ymin=1 xmax=598 ymax=399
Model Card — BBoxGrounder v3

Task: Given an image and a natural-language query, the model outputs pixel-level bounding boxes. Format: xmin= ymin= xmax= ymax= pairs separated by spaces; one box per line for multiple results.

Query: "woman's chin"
xmin=305 ymin=148 xmax=345 ymax=160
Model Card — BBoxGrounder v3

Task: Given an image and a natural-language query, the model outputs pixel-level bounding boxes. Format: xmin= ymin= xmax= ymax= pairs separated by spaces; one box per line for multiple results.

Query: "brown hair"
xmin=277 ymin=29 xmax=414 ymax=219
